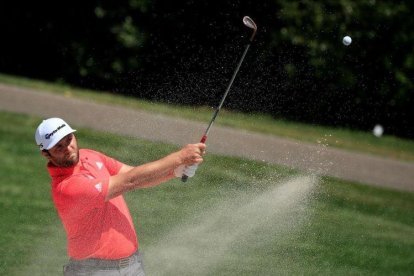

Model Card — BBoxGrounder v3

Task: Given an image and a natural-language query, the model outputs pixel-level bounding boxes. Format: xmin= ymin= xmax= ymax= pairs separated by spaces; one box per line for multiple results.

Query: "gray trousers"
xmin=63 ymin=250 xmax=145 ymax=276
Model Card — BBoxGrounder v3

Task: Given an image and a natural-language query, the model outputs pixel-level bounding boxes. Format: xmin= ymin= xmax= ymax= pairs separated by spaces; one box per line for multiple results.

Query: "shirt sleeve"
xmin=58 ymin=174 xmax=109 ymax=213
xmin=96 ymin=151 xmax=124 ymax=176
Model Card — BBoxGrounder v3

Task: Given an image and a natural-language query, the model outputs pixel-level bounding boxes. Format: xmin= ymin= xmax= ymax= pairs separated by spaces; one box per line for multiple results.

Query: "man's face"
xmin=43 ymin=133 xmax=79 ymax=167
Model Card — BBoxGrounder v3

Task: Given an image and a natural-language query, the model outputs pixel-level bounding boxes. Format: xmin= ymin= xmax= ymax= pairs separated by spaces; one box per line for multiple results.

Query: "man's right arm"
xmin=105 ymin=143 xmax=205 ymax=201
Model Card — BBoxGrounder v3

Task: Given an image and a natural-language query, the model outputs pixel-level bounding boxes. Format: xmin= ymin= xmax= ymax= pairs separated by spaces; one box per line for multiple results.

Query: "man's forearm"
xmin=125 ymin=156 xmax=177 ymax=188
xmin=106 ymin=152 xmax=180 ymax=200
xmin=106 ymin=143 xmax=205 ymax=201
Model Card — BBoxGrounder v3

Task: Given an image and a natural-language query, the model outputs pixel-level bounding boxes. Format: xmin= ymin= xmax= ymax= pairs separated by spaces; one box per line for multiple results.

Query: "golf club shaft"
xmin=181 ymin=42 xmax=252 ymax=182
xmin=204 ymin=43 xmax=251 ymax=138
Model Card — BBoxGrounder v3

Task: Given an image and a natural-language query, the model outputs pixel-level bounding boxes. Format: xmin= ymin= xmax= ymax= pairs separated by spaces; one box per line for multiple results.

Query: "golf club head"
xmin=242 ymin=16 xmax=257 ymax=41
xmin=243 ymin=16 xmax=257 ymax=30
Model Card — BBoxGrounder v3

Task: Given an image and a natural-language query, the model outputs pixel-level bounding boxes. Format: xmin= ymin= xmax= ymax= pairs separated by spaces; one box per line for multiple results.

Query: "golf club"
xmin=182 ymin=16 xmax=258 ymax=182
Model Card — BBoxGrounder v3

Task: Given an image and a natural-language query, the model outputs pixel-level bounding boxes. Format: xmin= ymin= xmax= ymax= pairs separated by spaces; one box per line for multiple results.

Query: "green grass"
xmin=0 ymin=111 xmax=413 ymax=275
xmin=1 ymin=73 xmax=414 ymax=161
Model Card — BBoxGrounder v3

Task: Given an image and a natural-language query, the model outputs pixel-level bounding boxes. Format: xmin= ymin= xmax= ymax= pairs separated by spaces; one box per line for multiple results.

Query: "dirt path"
xmin=1 ymin=83 xmax=413 ymax=192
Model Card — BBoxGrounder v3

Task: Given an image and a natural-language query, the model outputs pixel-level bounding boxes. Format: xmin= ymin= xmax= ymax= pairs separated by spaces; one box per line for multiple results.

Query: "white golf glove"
xmin=174 ymin=164 xmax=198 ymax=178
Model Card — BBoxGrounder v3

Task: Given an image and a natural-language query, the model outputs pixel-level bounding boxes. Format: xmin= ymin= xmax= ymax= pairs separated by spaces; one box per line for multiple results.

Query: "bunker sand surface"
xmin=1 ymin=83 xmax=413 ymax=192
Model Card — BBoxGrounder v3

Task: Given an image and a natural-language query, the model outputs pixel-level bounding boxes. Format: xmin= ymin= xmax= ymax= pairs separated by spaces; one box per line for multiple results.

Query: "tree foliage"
xmin=272 ymin=0 xmax=413 ymax=136
xmin=0 ymin=0 xmax=412 ymax=137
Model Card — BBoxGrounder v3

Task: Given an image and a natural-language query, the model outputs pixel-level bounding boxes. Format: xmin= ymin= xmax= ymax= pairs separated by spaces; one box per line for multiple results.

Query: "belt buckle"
xmin=119 ymin=258 xmax=129 ymax=268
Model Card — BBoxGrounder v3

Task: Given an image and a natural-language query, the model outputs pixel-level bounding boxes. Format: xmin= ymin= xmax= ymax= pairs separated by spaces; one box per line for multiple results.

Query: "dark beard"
xmin=57 ymin=150 xmax=79 ymax=167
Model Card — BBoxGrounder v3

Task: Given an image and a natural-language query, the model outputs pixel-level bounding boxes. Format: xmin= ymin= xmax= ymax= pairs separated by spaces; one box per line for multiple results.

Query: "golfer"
xmin=35 ymin=117 xmax=205 ymax=275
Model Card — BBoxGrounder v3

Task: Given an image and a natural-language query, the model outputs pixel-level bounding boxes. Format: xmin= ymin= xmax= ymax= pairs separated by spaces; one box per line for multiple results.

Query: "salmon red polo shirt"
xmin=48 ymin=149 xmax=138 ymax=260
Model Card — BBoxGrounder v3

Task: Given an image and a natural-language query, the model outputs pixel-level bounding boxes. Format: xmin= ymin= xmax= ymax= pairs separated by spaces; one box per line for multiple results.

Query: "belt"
xmin=68 ymin=250 xmax=139 ymax=269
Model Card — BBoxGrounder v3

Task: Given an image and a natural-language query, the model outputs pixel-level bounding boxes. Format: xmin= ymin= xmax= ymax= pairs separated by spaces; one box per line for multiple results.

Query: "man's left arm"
xmin=118 ymin=164 xmax=134 ymax=174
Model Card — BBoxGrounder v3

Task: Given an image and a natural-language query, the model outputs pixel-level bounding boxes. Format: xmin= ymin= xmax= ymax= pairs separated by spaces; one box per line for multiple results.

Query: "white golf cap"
xmin=35 ymin=118 xmax=76 ymax=150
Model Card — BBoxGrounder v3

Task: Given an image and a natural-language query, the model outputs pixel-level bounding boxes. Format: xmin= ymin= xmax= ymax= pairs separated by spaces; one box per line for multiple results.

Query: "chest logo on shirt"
xmin=94 ymin=182 xmax=103 ymax=192
xmin=96 ymin=162 xmax=103 ymax=170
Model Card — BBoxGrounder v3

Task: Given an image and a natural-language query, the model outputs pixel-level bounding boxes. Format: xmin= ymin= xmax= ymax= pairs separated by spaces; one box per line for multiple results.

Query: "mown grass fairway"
xmin=0 ymin=111 xmax=413 ymax=275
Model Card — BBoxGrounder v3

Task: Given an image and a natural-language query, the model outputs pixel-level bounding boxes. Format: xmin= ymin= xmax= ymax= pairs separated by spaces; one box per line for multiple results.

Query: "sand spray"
xmin=145 ymin=174 xmax=319 ymax=275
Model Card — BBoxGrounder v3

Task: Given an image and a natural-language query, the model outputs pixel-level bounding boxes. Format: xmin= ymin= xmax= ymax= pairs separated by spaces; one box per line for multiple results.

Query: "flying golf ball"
xmin=342 ymin=36 xmax=352 ymax=46
xmin=373 ymin=124 xmax=384 ymax=137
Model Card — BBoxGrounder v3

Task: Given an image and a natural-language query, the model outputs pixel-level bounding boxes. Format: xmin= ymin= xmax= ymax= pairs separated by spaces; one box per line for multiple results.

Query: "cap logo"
xmin=45 ymin=124 xmax=66 ymax=140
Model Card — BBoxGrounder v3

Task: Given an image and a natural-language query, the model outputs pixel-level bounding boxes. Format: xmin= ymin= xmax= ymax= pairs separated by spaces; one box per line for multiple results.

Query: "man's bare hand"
xmin=178 ymin=143 xmax=206 ymax=166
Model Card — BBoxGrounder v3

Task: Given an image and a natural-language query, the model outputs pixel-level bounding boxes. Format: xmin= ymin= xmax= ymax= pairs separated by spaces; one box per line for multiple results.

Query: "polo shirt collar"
xmin=47 ymin=162 xmax=77 ymax=178
xmin=47 ymin=156 xmax=89 ymax=177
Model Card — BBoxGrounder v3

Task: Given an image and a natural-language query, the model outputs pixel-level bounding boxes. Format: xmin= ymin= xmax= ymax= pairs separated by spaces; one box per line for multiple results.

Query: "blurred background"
xmin=0 ymin=0 xmax=413 ymax=138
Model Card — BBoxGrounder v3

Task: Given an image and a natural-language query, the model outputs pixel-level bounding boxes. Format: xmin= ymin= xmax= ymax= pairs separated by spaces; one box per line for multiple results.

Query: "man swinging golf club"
xmin=35 ymin=117 xmax=205 ymax=275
